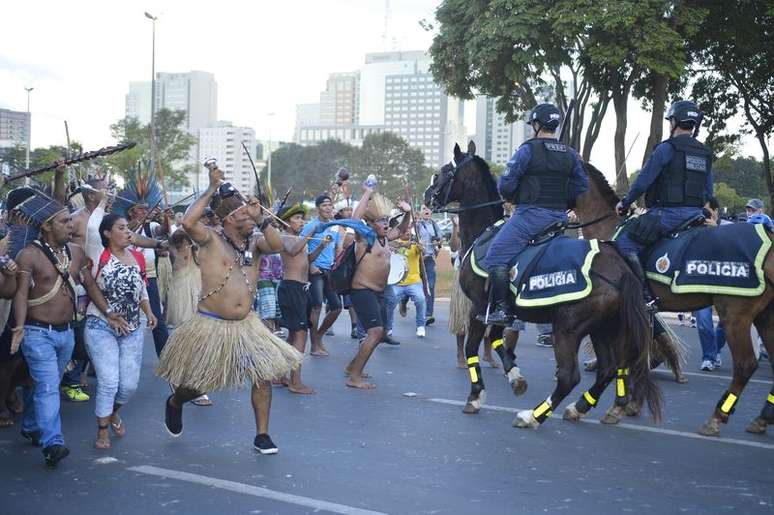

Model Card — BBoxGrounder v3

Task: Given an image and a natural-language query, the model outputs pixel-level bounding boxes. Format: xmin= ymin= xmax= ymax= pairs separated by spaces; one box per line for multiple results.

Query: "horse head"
xmin=424 ymin=140 xmax=486 ymax=212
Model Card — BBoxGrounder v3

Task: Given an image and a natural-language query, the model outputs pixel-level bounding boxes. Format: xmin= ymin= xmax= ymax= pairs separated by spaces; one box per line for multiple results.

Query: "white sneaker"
xmin=416 ymin=326 xmax=425 ymax=338
xmin=700 ymin=360 xmax=715 ymax=372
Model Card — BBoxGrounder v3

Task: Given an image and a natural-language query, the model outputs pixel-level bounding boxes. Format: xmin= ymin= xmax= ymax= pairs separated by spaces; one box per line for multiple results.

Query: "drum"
xmin=387 ymin=253 xmax=408 ymax=285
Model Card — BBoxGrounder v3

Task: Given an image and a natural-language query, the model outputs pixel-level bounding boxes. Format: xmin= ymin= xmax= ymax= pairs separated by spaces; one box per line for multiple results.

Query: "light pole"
xmin=145 ymin=11 xmax=157 ymax=177
xmin=267 ymin=112 xmax=275 ymax=198
xmin=24 ymin=87 xmax=33 ymax=170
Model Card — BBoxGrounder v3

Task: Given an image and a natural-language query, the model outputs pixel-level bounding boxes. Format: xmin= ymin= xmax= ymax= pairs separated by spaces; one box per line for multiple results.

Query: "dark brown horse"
xmin=576 ymin=163 xmax=774 ymax=436
xmin=425 ymin=142 xmax=662 ymax=428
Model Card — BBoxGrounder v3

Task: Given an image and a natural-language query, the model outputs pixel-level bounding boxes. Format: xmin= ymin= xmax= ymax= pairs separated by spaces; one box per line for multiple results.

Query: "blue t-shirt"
xmin=301 ymin=217 xmax=340 ymax=270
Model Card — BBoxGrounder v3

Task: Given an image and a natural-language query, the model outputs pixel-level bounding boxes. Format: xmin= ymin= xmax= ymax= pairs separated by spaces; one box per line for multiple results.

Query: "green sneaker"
xmin=62 ymin=385 xmax=90 ymax=402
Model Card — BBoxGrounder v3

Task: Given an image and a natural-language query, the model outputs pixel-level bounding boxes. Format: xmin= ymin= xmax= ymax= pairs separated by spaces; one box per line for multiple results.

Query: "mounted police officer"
xmin=481 ymin=103 xmax=588 ymax=325
xmin=615 ymin=100 xmax=714 ymax=307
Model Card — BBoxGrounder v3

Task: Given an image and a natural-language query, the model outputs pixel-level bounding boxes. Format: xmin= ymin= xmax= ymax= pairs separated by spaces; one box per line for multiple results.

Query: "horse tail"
xmin=618 ymin=271 xmax=663 ymax=423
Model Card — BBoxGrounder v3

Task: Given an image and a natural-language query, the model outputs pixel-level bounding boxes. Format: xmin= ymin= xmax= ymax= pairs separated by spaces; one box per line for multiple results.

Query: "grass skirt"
xmin=448 ymin=267 xmax=471 ymax=336
xmin=156 ymin=311 xmax=302 ymax=392
xmin=157 ymin=255 xmax=173 ymax=307
xmin=165 ymin=261 xmax=201 ymax=327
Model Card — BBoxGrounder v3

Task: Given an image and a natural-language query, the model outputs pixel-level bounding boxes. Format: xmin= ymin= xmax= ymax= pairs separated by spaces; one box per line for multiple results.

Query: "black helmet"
xmin=528 ymin=103 xmax=562 ymax=131
xmin=665 ymin=100 xmax=703 ymax=128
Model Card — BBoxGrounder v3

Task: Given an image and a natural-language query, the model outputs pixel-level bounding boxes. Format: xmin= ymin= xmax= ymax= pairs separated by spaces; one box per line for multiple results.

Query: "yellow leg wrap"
xmin=491 ymin=338 xmax=504 ymax=350
xmin=468 ymin=366 xmax=479 ymax=383
xmin=583 ymin=391 xmax=597 ymax=406
xmin=616 ymin=378 xmax=626 ymax=398
xmin=467 ymin=356 xmax=480 ymax=365
xmin=533 ymin=400 xmax=553 ymax=421
xmin=720 ymin=392 xmax=738 ymax=414
xmin=617 ymin=368 xmax=629 ymax=376
xmin=767 ymin=393 xmax=774 ymax=405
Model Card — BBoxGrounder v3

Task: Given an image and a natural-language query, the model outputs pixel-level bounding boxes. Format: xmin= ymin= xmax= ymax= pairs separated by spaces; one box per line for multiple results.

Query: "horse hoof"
xmin=698 ymin=417 xmax=722 ymax=437
xmin=462 ymin=402 xmax=480 ymax=415
xmin=624 ymin=401 xmax=642 ymax=417
xmin=601 ymin=406 xmax=624 ymax=425
xmin=746 ymin=417 xmax=768 ymax=434
xmin=462 ymin=390 xmax=486 ymax=414
xmin=512 ymin=410 xmax=540 ymax=429
xmin=563 ymin=402 xmax=584 ymax=422
xmin=674 ymin=373 xmax=688 ymax=384
xmin=506 ymin=367 xmax=528 ymax=396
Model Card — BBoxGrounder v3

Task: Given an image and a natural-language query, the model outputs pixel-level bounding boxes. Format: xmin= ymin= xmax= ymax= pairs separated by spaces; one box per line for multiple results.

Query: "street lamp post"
xmin=24 ymin=87 xmax=33 ymax=170
xmin=145 ymin=12 xmax=157 ymax=178
xmin=267 ymin=112 xmax=275 ymax=198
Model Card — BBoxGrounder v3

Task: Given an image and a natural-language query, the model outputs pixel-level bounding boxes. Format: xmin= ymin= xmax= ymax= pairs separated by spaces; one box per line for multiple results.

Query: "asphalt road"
xmin=1 ymin=303 xmax=773 ymax=515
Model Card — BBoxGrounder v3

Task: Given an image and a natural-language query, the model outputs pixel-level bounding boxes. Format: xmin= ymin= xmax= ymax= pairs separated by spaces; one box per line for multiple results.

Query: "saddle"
xmin=644 ymin=222 xmax=771 ymax=296
xmin=467 ymin=221 xmax=600 ymax=308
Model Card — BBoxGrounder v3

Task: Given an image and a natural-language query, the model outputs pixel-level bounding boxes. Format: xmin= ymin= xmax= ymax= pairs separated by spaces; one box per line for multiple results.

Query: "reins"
xmin=437 ymin=199 xmax=505 ymax=214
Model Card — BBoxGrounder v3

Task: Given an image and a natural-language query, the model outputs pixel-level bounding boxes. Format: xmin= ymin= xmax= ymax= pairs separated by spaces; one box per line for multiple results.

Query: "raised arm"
xmin=386 ymin=201 xmax=412 ymax=241
xmin=183 ymin=166 xmax=224 ymax=246
xmin=53 ymin=161 xmax=68 ymax=205
xmin=352 ymin=187 xmax=373 ymax=221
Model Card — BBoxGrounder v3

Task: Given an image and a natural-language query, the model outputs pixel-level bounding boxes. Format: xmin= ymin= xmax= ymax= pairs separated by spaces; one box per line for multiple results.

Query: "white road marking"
xmin=654 ymin=368 xmax=771 ymax=385
xmin=426 ymin=398 xmax=774 ymax=451
xmin=128 ymin=465 xmax=388 ymax=515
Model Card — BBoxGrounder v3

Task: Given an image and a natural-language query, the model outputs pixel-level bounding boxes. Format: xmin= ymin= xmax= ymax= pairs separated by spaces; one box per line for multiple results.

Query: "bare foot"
xmin=95 ymin=428 xmax=111 ymax=450
xmin=456 ymin=360 xmax=466 ymax=369
xmin=288 ymin=384 xmax=315 ymax=394
xmin=272 ymin=377 xmax=290 ymax=387
xmin=344 ymin=368 xmax=370 ymax=378
xmin=310 ymin=347 xmax=330 ymax=357
xmin=484 ymin=356 xmax=500 ymax=369
xmin=346 ymin=377 xmax=376 ymax=389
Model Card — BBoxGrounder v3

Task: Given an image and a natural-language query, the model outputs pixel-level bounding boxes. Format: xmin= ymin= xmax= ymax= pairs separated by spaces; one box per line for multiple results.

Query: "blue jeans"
xmin=424 ymin=257 xmax=437 ymax=317
xmin=382 ymin=285 xmax=397 ymax=332
xmin=85 ymin=317 xmax=144 ymax=418
xmin=694 ymin=307 xmax=726 ymax=362
xmin=147 ymin=277 xmax=169 ymax=357
xmin=392 ymin=282 xmax=427 ymax=328
xmin=21 ymin=325 xmax=74 ymax=448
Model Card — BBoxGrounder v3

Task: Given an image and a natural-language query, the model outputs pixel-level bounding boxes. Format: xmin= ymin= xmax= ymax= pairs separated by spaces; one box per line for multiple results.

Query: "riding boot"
xmin=623 ymin=253 xmax=657 ymax=311
xmin=479 ymin=266 xmax=513 ymax=325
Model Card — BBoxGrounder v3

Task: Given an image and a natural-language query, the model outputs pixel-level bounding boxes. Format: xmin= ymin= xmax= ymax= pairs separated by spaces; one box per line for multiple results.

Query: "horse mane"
xmin=471 ymin=155 xmax=504 ymax=218
xmin=584 ymin=162 xmax=619 ymax=208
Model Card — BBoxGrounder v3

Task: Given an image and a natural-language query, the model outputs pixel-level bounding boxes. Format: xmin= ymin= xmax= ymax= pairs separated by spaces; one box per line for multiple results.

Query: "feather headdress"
xmin=363 ymin=192 xmax=394 ymax=222
xmin=112 ymin=161 xmax=164 ymax=217
xmin=6 ymin=187 xmax=69 ymax=258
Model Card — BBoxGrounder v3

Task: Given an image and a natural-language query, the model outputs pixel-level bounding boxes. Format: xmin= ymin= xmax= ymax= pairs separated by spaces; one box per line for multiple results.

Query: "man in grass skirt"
xmin=156 ymin=164 xmax=302 ymax=454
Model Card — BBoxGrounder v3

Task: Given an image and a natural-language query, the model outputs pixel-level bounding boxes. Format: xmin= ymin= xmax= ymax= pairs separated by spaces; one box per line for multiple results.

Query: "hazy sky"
xmin=1 ymin=0 xmax=763 ymax=181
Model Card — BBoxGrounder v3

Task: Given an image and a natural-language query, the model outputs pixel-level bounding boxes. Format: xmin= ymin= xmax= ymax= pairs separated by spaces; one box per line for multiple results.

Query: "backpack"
xmin=95 ymin=248 xmax=148 ymax=285
xmin=329 ymin=242 xmax=368 ymax=295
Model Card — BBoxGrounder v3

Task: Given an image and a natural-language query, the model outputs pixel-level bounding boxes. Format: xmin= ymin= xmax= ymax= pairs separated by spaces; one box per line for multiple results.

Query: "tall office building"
xmin=125 ymin=70 xmax=217 ymax=134
xmin=198 ymin=123 xmax=257 ymax=194
xmin=474 ymin=96 xmax=530 ymax=166
xmin=0 ymin=108 xmax=31 ymax=150
xmin=319 ymin=72 xmax=360 ymax=126
xmin=294 ymin=103 xmax=321 ymax=142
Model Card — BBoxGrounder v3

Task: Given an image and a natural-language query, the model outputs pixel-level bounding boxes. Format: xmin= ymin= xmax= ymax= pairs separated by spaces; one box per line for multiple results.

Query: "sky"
xmin=0 ymin=0 xmax=764 ymax=183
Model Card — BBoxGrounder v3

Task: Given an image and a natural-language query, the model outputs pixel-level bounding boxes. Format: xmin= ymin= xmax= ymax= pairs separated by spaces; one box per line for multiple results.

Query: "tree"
xmin=109 ymin=109 xmax=196 ymax=187
xmin=712 ymin=153 xmax=767 ymax=203
xmin=349 ymin=133 xmax=432 ymax=200
xmin=0 ymin=142 xmax=84 ymax=195
xmin=268 ymin=140 xmax=355 ymax=200
xmin=689 ymin=0 xmax=774 ymax=213
xmin=714 ymin=182 xmax=746 ymax=214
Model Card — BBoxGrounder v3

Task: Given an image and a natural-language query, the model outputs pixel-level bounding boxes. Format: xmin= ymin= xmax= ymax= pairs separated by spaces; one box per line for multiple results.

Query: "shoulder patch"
xmin=544 ymin=142 xmax=567 ymax=152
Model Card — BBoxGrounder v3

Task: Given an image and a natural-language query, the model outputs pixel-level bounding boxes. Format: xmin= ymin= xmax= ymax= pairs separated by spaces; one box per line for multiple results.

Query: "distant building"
xmin=198 ymin=122 xmax=256 ymax=194
xmin=125 ymin=70 xmax=218 ymax=134
xmin=0 ymin=108 xmax=30 ymax=150
xmin=319 ymin=72 xmax=360 ymax=126
xmin=294 ymin=103 xmax=321 ymax=142
xmin=474 ymin=96 xmax=530 ymax=166
xmin=296 ymin=124 xmax=385 ymax=147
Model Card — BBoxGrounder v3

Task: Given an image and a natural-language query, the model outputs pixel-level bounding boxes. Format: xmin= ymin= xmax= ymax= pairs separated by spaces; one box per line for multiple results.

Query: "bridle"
xmin=427 ymin=154 xmax=505 ymax=214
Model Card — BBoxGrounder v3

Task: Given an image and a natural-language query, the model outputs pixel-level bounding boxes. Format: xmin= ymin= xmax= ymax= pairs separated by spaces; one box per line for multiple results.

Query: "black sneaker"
xmin=253 ymin=433 xmax=278 ymax=454
xmin=43 ymin=444 xmax=69 ymax=467
xmin=381 ymin=335 xmax=401 ymax=346
xmin=21 ymin=429 xmax=42 ymax=446
xmin=425 ymin=316 xmax=435 ymax=326
xmin=536 ymin=334 xmax=553 ymax=348
xmin=164 ymin=395 xmax=183 ymax=437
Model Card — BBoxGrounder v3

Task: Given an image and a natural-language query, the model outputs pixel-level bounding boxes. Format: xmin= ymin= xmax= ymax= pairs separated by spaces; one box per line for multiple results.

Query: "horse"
xmin=576 ymin=163 xmax=774 ymax=437
xmin=424 ymin=141 xmax=662 ymax=428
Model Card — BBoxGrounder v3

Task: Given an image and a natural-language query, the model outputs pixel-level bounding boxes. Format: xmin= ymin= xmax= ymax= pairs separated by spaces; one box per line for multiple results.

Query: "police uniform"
xmin=616 ymin=133 xmax=713 ymax=256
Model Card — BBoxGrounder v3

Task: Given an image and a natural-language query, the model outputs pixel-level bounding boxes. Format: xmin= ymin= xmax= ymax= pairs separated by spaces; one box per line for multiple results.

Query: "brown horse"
xmin=577 ymin=163 xmax=774 ymax=436
xmin=425 ymin=142 xmax=662 ymax=428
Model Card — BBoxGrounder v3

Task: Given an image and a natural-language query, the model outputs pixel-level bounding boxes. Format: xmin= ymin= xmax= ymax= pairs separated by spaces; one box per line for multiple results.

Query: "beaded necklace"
xmin=198 ymin=230 xmax=255 ymax=302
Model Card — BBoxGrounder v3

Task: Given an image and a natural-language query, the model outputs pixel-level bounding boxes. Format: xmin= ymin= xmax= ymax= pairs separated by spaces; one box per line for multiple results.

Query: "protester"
xmin=86 ymin=213 xmax=157 ymax=449
xmin=392 ymin=228 xmax=427 ymax=338
xmin=746 ymin=198 xmax=771 ymax=360
xmin=334 ymin=200 xmax=362 ymax=339
xmin=255 ymin=252 xmax=283 ymax=332
xmin=417 ymin=206 xmax=442 ymax=325
xmin=156 ymin=168 xmax=301 ymax=454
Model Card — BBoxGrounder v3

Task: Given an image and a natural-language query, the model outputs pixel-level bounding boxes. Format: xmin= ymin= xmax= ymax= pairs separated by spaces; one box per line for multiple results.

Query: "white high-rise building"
xmin=198 ymin=123 xmax=257 ymax=194
xmin=125 ymin=70 xmax=217 ymax=134
xmin=0 ymin=108 xmax=31 ymax=150
xmin=474 ymin=96 xmax=530 ymax=166
xmin=294 ymin=103 xmax=321 ymax=142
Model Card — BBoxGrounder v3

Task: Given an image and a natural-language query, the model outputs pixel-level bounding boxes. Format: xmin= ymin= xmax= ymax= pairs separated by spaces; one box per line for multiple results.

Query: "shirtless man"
xmin=343 ymin=186 xmax=411 ymax=389
xmin=156 ymin=165 xmax=302 ymax=454
xmin=11 ymin=191 xmax=127 ymax=467
xmin=277 ymin=205 xmax=331 ymax=394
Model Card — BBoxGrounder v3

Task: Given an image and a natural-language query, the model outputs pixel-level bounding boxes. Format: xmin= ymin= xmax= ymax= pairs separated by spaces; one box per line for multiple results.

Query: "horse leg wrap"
xmin=491 ymin=338 xmax=504 ymax=351
xmin=576 ymin=390 xmax=598 ymax=414
xmin=716 ymin=390 xmax=738 ymax=419
xmin=467 ymin=356 xmax=482 ymax=385
xmin=532 ymin=397 xmax=553 ymax=424
xmin=614 ymin=368 xmax=630 ymax=407
xmin=761 ymin=393 xmax=774 ymax=422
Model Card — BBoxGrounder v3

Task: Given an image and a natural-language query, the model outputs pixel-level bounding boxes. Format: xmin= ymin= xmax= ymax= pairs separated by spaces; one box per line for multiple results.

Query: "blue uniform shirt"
xmin=498 ymin=142 xmax=589 ymax=205
xmin=301 ymin=217 xmax=340 ymax=270
xmin=622 ymin=138 xmax=714 ymax=208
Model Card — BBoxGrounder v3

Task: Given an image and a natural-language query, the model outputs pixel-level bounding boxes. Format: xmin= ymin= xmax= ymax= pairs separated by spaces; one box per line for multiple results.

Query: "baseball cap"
xmin=745 ymin=198 xmax=765 ymax=210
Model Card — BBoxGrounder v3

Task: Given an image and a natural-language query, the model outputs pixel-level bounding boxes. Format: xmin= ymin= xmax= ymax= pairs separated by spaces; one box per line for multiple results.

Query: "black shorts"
xmin=350 ymin=288 xmax=386 ymax=330
xmin=278 ymin=280 xmax=309 ymax=332
xmin=309 ymin=271 xmax=342 ymax=311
